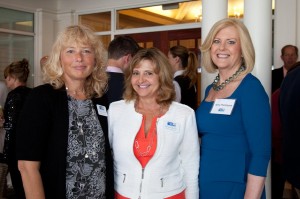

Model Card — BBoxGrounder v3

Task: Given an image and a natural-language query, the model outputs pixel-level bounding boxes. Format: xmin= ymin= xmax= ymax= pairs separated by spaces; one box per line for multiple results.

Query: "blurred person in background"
xmin=280 ymin=62 xmax=300 ymax=199
xmin=2 ymin=58 xmax=31 ymax=199
xmin=272 ymin=45 xmax=298 ymax=93
xmin=106 ymin=35 xmax=140 ymax=104
xmin=168 ymin=45 xmax=198 ymax=110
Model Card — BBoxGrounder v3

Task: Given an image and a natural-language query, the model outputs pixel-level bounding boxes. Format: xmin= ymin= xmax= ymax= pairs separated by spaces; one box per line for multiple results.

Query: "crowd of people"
xmin=0 ymin=17 xmax=298 ymax=199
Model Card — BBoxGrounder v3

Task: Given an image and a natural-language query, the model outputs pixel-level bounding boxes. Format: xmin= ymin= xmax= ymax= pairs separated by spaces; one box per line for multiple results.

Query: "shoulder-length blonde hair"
xmin=43 ymin=25 xmax=108 ymax=98
xmin=123 ymin=47 xmax=175 ymax=106
xmin=201 ymin=18 xmax=255 ymax=74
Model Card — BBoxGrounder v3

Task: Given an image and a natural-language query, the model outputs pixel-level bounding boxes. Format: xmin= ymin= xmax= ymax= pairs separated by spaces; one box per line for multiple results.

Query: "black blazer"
xmin=16 ymin=84 xmax=114 ymax=199
xmin=280 ymin=66 xmax=300 ymax=189
xmin=174 ymin=75 xmax=197 ymax=110
xmin=106 ymin=72 xmax=124 ymax=104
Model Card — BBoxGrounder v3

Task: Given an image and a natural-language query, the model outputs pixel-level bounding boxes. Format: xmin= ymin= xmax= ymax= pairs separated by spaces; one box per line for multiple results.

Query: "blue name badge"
xmin=164 ymin=121 xmax=178 ymax=132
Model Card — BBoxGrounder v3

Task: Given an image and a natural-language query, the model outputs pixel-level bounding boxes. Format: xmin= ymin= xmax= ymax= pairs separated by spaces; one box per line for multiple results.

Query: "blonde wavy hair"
xmin=201 ymin=18 xmax=255 ymax=74
xmin=42 ymin=25 xmax=108 ymax=98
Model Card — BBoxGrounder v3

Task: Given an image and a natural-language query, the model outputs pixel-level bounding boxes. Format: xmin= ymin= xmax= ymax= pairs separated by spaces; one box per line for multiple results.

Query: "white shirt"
xmin=173 ymin=70 xmax=185 ymax=102
xmin=106 ymin=66 xmax=123 ymax=73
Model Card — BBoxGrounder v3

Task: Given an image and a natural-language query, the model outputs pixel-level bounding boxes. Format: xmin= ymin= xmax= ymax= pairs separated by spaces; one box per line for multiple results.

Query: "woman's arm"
xmin=244 ymin=174 xmax=265 ymax=199
xmin=18 ymin=160 xmax=45 ymax=199
xmin=241 ymin=77 xmax=271 ymax=198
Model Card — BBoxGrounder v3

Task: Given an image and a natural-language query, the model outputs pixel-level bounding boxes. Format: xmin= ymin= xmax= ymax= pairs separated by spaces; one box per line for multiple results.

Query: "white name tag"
xmin=96 ymin=104 xmax=108 ymax=116
xmin=210 ymin=99 xmax=236 ymax=115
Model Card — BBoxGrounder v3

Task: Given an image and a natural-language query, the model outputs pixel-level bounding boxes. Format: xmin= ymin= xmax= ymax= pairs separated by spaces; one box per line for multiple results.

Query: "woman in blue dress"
xmin=196 ymin=18 xmax=271 ymax=199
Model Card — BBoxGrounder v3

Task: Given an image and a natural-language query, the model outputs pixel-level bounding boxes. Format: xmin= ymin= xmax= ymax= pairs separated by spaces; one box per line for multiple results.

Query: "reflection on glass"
xmin=117 ymin=1 xmax=202 ymax=30
xmin=0 ymin=7 xmax=34 ymax=32
xmin=97 ymin=35 xmax=111 ymax=50
xmin=79 ymin=12 xmax=111 ymax=32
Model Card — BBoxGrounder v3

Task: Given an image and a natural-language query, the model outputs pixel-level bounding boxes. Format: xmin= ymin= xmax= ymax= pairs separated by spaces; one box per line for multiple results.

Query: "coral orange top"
xmin=115 ymin=115 xmax=185 ymax=199
xmin=134 ymin=115 xmax=158 ymax=168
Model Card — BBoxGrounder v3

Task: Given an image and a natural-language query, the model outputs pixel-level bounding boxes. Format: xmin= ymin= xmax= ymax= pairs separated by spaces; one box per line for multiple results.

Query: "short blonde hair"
xmin=123 ymin=48 xmax=175 ymax=106
xmin=43 ymin=25 xmax=108 ymax=98
xmin=201 ymin=18 xmax=255 ymax=74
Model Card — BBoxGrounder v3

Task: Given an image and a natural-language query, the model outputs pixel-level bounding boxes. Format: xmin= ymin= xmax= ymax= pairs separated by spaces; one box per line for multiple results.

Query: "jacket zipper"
xmin=138 ymin=168 xmax=145 ymax=199
xmin=138 ymin=119 xmax=160 ymax=199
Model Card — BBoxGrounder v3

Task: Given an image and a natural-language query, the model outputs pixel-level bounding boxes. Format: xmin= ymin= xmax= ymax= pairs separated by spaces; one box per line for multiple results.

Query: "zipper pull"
xmin=160 ymin=178 xmax=163 ymax=187
xmin=141 ymin=168 xmax=145 ymax=179
xmin=123 ymin=174 xmax=126 ymax=183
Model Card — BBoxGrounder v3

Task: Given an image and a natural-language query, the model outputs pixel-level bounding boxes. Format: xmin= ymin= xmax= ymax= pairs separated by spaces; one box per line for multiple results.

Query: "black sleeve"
xmin=16 ymin=85 xmax=53 ymax=161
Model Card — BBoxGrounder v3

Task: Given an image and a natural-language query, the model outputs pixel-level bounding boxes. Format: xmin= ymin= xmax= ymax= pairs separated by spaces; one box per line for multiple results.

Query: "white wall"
xmin=274 ymin=0 xmax=298 ymax=69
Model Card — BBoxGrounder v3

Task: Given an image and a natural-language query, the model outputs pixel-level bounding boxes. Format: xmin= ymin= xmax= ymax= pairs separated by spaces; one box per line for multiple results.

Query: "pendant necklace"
xmin=66 ymin=86 xmax=85 ymax=96
xmin=212 ymin=65 xmax=246 ymax=91
xmin=134 ymin=116 xmax=157 ymax=157
xmin=134 ymin=101 xmax=163 ymax=157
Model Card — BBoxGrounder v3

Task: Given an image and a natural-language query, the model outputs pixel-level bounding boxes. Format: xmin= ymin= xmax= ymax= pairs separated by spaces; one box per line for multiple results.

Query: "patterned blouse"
xmin=66 ymin=95 xmax=106 ymax=199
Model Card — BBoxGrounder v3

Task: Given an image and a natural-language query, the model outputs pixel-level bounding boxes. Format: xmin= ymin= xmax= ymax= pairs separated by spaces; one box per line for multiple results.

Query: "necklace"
xmin=66 ymin=86 xmax=85 ymax=96
xmin=134 ymin=116 xmax=158 ymax=157
xmin=212 ymin=65 xmax=246 ymax=91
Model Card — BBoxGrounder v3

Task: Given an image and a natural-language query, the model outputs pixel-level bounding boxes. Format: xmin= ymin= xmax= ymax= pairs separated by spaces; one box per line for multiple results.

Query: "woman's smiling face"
xmin=131 ymin=59 xmax=160 ymax=100
xmin=210 ymin=26 xmax=242 ymax=71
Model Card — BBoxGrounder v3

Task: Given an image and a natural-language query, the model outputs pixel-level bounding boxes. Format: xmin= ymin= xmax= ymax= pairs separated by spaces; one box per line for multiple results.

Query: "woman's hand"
xmin=244 ymin=173 xmax=265 ymax=199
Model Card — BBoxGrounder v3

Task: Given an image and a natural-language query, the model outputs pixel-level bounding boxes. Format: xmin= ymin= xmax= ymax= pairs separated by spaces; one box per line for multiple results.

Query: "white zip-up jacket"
xmin=108 ymin=100 xmax=200 ymax=199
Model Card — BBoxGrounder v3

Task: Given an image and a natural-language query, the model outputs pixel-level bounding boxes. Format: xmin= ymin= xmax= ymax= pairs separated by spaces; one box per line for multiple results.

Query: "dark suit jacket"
xmin=280 ymin=66 xmax=300 ymax=189
xmin=272 ymin=67 xmax=284 ymax=93
xmin=174 ymin=75 xmax=197 ymax=110
xmin=16 ymin=84 xmax=114 ymax=199
xmin=107 ymin=72 xmax=124 ymax=104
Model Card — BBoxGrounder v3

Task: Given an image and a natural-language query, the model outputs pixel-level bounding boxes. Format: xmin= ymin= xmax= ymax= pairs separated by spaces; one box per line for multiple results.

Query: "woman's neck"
xmin=135 ymin=98 xmax=166 ymax=118
xmin=65 ymin=82 xmax=86 ymax=100
xmin=12 ymin=81 xmax=25 ymax=90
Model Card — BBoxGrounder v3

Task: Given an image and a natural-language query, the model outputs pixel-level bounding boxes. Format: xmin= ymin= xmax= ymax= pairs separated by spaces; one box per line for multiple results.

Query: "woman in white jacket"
xmin=108 ymin=47 xmax=199 ymax=199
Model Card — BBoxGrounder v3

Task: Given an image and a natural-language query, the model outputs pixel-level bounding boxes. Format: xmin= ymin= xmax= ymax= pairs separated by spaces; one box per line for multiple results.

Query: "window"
xmin=0 ymin=7 xmax=34 ymax=87
xmin=79 ymin=12 xmax=111 ymax=32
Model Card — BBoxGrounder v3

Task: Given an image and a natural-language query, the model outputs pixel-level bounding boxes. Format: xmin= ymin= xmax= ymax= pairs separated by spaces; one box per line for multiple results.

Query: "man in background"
xmin=106 ymin=36 xmax=140 ymax=104
xmin=272 ymin=45 xmax=298 ymax=93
